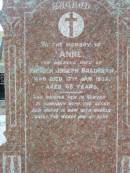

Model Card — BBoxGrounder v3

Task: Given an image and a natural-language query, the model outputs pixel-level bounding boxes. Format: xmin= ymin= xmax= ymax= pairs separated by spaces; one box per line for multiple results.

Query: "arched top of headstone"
xmin=27 ymin=0 xmax=115 ymax=17
xmin=3 ymin=0 xmax=129 ymax=34
xmin=2 ymin=0 xmax=119 ymax=15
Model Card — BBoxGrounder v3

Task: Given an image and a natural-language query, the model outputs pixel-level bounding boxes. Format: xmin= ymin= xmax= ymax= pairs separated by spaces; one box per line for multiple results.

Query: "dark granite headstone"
xmin=1 ymin=0 xmax=130 ymax=173
xmin=0 ymin=73 xmax=5 ymax=100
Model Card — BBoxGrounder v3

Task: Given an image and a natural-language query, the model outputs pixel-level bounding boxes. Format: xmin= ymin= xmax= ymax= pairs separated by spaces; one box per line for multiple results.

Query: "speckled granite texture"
xmin=0 ymin=0 xmax=130 ymax=173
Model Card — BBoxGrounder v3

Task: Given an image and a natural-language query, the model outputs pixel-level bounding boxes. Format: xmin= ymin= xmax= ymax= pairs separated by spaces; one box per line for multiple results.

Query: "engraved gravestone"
xmin=25 ymin=1 xmax=118 ymax=172
xmin=1 ymin=0 xmax=130 ymax=173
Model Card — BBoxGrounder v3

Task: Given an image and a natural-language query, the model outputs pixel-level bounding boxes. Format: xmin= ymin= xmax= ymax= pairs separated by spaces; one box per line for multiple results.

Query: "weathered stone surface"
xmin=1 ymin=0 xmax=130 ymax=173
